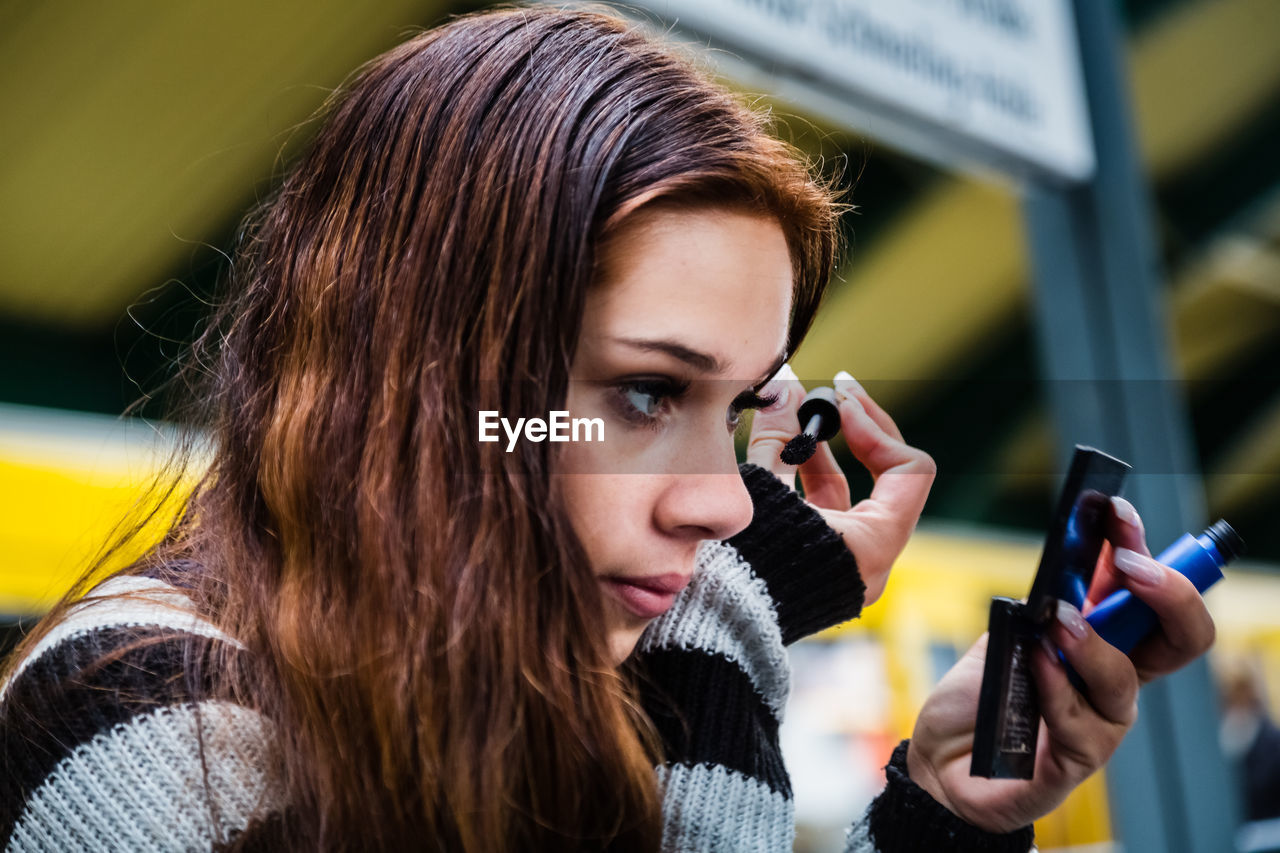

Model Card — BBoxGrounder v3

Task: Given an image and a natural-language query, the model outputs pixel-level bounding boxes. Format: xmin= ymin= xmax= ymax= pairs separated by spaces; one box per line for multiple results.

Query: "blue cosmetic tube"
xmin=1064 ymin=520 xmax=1243 ymax=689
xmin=1086 ymin=520 xmax=1242 ymax=651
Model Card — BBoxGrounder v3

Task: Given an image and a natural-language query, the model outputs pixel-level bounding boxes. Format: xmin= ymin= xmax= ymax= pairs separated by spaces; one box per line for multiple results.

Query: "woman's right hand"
xmin=746 ymin=366 xmax=936 ymax=605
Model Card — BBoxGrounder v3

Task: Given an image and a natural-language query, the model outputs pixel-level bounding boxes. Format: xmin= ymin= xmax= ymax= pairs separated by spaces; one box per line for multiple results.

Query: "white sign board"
xmin=608 ymin=0 xmax=1095 ymax=183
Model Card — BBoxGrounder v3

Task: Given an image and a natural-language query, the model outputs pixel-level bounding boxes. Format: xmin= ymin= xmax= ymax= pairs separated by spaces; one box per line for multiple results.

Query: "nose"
xmin=652 ymin=467 xmax=755 ymax=542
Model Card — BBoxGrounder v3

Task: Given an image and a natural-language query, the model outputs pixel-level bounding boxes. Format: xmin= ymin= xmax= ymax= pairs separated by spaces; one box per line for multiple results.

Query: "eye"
xmin=610 ymin=378 xmax=689 ymax=428
xmin=727 ymin=389 xmax=780 ymax=432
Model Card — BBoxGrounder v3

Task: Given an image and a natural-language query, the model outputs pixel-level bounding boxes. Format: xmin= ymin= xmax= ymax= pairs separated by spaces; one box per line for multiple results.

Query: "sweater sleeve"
xmin=635 ymin=463 xmax=1033 ymax=853
xmin=728 ymin=463 xmax=865 ymax=644
xmin=844 ymin=741 xmax=1036 ymax=853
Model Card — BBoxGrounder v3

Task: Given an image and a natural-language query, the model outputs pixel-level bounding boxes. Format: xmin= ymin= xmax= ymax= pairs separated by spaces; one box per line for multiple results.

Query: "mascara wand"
xmin=780 ymin=386 xmax=841 ymax=465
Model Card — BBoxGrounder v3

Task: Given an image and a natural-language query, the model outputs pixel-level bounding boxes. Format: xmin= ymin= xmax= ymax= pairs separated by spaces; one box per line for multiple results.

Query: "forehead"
xmin=586 ymin=206 xmax=793 ymax=379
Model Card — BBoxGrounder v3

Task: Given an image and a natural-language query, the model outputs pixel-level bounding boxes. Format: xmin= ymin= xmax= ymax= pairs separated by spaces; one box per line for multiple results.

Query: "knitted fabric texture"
xmin=0 ymin=463 xmax=1031 ymax=851
xmin=0 ymin=576 xmax=284 ymax=851
xmin=864 ymin=740 xmax=1036 ymax=853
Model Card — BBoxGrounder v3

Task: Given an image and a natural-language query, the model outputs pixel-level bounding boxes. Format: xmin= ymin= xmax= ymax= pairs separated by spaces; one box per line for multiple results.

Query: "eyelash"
xmin=611 ymin=378 xmax=780 ymax=432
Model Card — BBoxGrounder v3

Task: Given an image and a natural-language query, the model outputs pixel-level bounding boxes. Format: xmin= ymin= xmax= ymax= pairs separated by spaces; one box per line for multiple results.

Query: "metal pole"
xmin=1022 ymin=1 xmax=1241 ymax=851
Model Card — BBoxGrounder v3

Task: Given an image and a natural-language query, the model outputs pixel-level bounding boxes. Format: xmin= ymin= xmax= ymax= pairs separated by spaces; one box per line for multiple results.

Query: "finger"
xmin=810 ymin=388 xmax=932 ymax=605
xmin=834 ymin=371 xmax=903 ymax=442
xmin=1087 ymin=496 xmax=1151 ymax=607
xmin=1029 ymin=639 xmax=1098 ymax=781
xmin=1110 ymin=548 xmax=1217 ymax=682
xmin=1108 ymin=497 xmax=1149 ymax=556
xmin=745 ymin=362 xmax=805 ymax=488
xmin=797 ymin=437 xmax=852 ymax=511
xmin=836 ymin=391 xmax=935 ymax=530
xmin=1046 ymin=600 xmax=1140 ymax=728
xmin=1030 ymin=630 xmax=1131 ymax=782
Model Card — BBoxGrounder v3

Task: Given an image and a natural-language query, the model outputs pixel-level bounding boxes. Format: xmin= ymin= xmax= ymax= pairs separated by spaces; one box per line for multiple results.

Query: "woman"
xmin=0 ymin=6 xmax=1214 ymax=851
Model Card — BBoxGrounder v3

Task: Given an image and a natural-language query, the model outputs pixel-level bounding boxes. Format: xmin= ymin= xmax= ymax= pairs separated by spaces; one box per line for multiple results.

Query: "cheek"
xmin=558 ymin=472 xmax=654 ymax=576
xmin=557 ymin=473 xmax=654 ymax=665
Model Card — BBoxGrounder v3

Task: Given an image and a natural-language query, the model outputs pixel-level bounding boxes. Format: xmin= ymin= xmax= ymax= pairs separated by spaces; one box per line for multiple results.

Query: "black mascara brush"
xmin=780 ymin=386 xmax=841 ymax=465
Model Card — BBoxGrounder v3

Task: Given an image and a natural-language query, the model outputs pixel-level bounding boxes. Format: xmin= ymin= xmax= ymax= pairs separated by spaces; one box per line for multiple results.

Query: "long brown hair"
xmin=5 ymin=6 xmax=839 ymax=849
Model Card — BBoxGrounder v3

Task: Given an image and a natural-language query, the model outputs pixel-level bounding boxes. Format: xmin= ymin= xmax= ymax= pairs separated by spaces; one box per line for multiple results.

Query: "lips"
xmin=600 ymin=573 xmax=691 ymax=620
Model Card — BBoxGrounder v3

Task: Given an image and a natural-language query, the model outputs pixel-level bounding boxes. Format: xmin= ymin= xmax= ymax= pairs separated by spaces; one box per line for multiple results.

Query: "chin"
xmin=608 ymin=625 xmax=647 ymax=666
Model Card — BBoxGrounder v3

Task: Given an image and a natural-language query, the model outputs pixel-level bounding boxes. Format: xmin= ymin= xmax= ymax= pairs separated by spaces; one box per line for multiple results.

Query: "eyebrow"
xmin=610 ymin=336 xmax=787 ymax=385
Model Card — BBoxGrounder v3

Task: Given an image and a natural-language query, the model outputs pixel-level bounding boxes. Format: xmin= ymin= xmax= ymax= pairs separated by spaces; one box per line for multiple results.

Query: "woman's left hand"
xmin=746 ymin=367 xmax=935 ymax=605
xmin=903 ymin=498 xmax=1217 ymax=832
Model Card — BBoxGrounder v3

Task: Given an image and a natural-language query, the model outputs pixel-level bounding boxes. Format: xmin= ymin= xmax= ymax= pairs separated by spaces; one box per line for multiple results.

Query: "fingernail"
xmin=834 ymin=370 xmax=864 ymax=400
xmin=1056 ymin=600 xmax=1088 ymax=639
xmin=1111 ymin=496 xmax=1139 ymax=528
xmin=1114 ymin=547 xmax=1164 ymax=585
xmin=761 ymin=363 xmax=797 ymax=411
xmin=1040 ymin=635 xmax=1062 ymax=665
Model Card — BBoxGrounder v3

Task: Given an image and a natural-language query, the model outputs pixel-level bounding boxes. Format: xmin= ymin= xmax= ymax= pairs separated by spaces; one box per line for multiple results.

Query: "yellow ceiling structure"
xmin=0 ymin=0 xmax=449 ymax=327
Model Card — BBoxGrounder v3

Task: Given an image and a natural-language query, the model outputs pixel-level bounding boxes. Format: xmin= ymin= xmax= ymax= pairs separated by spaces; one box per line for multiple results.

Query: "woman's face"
xmin=559 ymin=206 xmax=793 ymax=663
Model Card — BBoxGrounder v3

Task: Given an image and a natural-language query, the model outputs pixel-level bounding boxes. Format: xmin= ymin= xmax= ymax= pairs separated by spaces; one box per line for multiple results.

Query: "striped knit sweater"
xmin=0 ymin=463 xmax=1033 ymax=851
